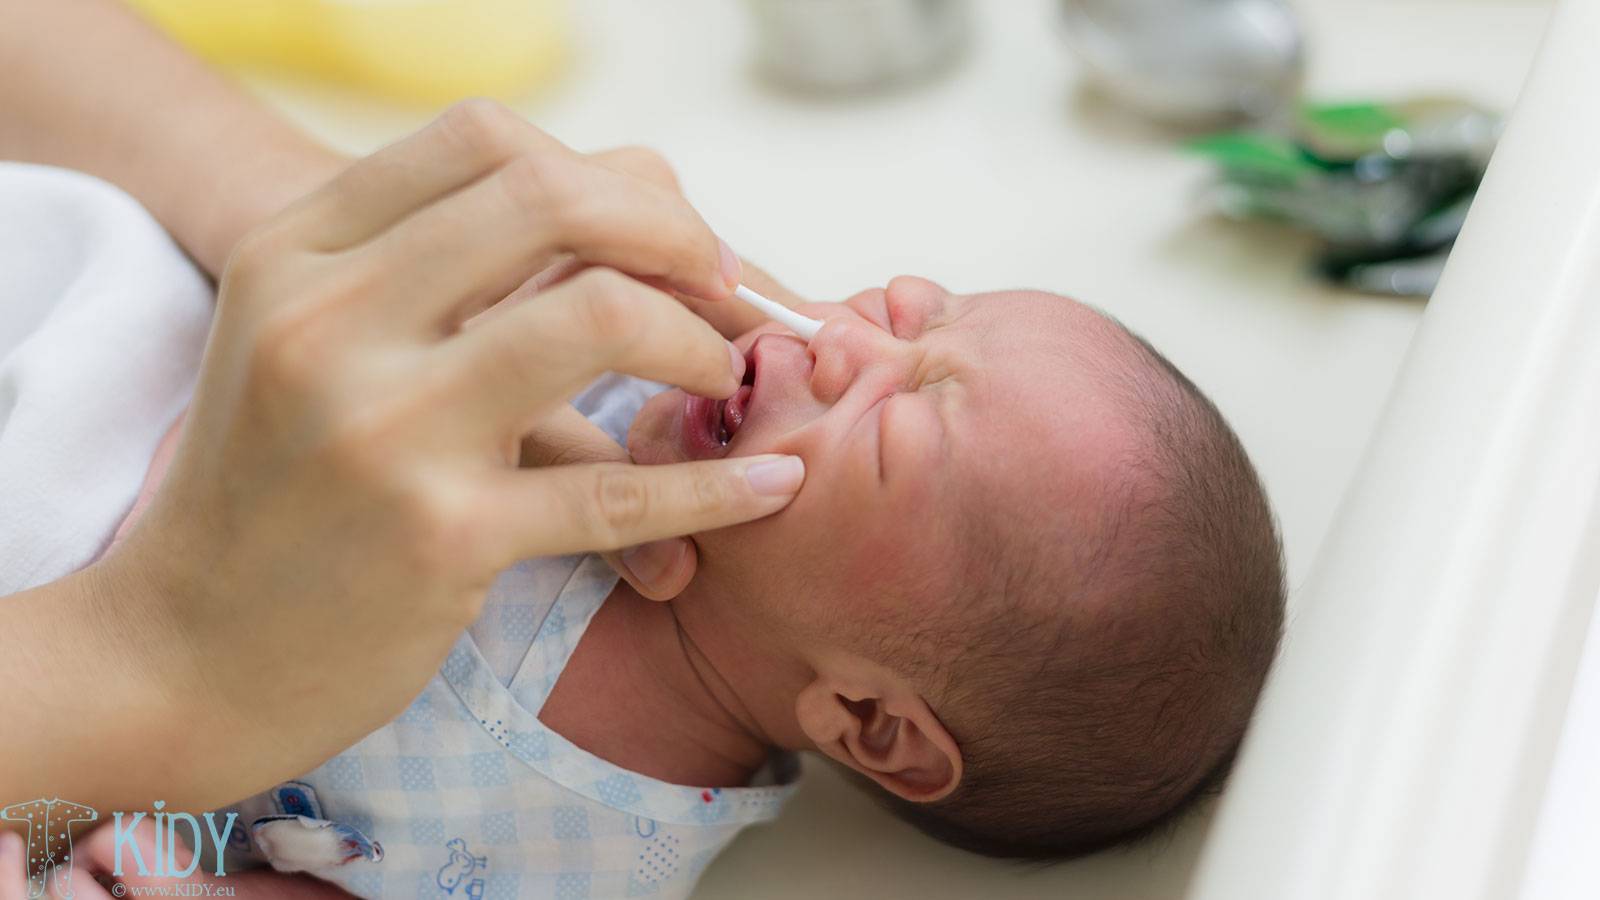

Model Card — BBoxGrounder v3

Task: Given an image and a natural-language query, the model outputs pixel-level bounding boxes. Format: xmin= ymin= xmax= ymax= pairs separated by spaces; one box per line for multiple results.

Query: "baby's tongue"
xmin=723 ymin=384 xmax=754 ymax=437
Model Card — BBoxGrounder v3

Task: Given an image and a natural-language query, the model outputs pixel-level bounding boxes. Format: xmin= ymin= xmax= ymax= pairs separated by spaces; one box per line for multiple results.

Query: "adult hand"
xmin=103 ymin=144 xmax=812 ymax=602
xmin=589 ymin=147 xmax=812 ymax=338
xmin=100 ymin=100 xmax=805 ymax=810
xmin=505 ymin=146 xmax=814 ymax=599
xmin=505 ymin=269 xmax=809 ymax=598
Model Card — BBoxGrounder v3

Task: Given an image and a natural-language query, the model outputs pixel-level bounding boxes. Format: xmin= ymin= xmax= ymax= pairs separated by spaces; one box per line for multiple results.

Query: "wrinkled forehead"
xmin=942 ymin=289 xmax=1140 ymax=424
xmin=940 ymin=290 xmax=1149 ymax=532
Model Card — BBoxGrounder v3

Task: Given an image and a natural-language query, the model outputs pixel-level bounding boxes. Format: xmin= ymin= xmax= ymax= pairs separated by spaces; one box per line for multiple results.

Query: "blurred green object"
xmin=1297 ymin=102 xmax=1405 ymax=157
xmin=1187 ymin=98 xmax=1501 ymax=296
xmin=1185 ymin=133 xmax=1324 ymax=180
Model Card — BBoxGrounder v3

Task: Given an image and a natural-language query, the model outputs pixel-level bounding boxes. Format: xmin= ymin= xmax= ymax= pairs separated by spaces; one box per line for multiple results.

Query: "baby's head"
xmin=628 ymin=276 xmax=1284 ymax=858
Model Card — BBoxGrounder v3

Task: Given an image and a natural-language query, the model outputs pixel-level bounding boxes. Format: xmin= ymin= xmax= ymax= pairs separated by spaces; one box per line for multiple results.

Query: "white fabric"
xmin=0 ymin=163 xmax=797 ymax=899
xmin=0 ymin=163 xmax=211 ymax=591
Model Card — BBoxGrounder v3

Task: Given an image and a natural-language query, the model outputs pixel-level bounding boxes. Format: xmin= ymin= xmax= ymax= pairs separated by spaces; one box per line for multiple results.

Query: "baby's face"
xmin=628 ymin=277 xmax=1140 ymax=647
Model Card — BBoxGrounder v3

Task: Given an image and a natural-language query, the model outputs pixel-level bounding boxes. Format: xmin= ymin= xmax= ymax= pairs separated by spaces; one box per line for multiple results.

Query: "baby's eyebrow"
xmin=932 ymin=291 xmax=972 ymax=326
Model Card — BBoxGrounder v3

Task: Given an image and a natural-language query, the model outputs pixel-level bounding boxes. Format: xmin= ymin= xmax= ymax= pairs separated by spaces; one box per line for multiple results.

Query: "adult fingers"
xmin=586 ymin=145 xmax=748 ymax=310
xmin=590 ymin=146 xmax=684 ymax=193
xmin=674 ymin=258 xmax=808 ymax=339
xmin=520 ymin=254 xmax=805 ymax=342
xmin=455 ymin=257 xmax=580 ymax=332
xmin=282 ymin=99 xmax=562 ymax=250
xmin=444 ymin=269 xmax=744 ymax=438
xmin=482 ymin=454 xmax=804 ymax=564
xmin=519 ymin=406 xmax=698 ymax=600
xmin=517 ymin=404 xmax=627 ymax=469
xmin=428 ymin=145 xmax=698 ymax=328
xmin=0 ymin=830 xmax=23 ymax=900
xmin=354 ymin=149 xmax=737 ymax=330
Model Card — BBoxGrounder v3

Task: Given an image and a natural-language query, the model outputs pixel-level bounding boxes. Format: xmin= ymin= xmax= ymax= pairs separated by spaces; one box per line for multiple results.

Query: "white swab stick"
xmin=733 ymin=285 xmax=824 ymax=340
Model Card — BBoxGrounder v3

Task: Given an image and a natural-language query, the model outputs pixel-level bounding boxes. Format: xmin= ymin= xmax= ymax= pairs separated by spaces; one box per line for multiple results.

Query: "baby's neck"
xmin=538 ymin=582 xmax=773 ymax=788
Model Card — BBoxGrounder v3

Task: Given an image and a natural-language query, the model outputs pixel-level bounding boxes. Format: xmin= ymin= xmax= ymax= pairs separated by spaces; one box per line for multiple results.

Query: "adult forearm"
xmin=0 ymin=0 xmax=344 ymax=277
xmin=0 ymin=561 xmax=255 ymax=813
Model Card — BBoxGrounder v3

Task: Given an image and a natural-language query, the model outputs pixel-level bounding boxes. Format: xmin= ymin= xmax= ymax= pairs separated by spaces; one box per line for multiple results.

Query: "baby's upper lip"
xmin=743 ymin=333 xmax=809 ymax=426
xmin=674 ymin=333 xmax=810 ymax=461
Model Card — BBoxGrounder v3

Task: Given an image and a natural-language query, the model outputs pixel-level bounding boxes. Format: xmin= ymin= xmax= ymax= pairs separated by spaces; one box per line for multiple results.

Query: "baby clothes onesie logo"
xmin=1 ymin=798 xmax=98 ymax=899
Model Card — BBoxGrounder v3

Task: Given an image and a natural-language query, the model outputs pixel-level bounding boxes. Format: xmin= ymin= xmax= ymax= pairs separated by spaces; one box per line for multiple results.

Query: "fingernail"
xmin=718 ymin=239 xmax=742 ymax=292
xmin=746 ymin=455 xmax=805 ymax=496
xmin=622 ymin=539 xmax=685 ymax=586
xmin=0 ymin=829 xmax=18 ymax=863
xmin=727 ymin=342 xmax=747 ymax=385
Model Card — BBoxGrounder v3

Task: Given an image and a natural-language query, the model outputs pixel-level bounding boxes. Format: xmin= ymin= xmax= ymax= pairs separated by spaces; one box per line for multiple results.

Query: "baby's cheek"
xmin=809 ymin=500 xmax=917 ymax=605
xmin=837 ymin=492 xmax=963 ymax=621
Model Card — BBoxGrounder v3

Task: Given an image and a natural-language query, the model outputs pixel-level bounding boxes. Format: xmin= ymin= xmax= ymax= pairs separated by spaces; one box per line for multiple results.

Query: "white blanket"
xmin=0 ymin=163 xmax=213 ymax=593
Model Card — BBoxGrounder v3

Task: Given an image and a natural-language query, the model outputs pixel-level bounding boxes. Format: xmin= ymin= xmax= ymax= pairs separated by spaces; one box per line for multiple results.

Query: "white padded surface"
xmin=235 ymin=1 xmax=1551 ymax=896
xmin=1192 ymin=3 xmax=1600 ymax=896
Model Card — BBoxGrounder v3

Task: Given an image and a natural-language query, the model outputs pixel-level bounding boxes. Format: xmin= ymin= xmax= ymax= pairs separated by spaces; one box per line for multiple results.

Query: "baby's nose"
xmin=808 ymin=316 xmax=904 ymax=402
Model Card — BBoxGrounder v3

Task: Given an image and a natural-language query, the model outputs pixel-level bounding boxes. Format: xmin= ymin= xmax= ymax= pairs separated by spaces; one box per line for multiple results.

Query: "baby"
xmin=124 ymin=275 xmax=1285 ymax=898
xmin=624 ymin=276 xmax=1286 ymax=856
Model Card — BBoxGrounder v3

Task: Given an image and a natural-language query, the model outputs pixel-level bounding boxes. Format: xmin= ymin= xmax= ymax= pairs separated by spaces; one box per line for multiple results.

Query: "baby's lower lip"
xmin=680 ymin=394 xmax=727 ymax=460
xmin=680 ymin=346 xmax=760 ymax=460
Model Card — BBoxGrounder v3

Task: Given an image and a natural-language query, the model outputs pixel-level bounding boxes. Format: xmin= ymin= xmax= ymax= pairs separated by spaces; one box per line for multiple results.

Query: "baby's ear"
xmin=795 ymin=675 xmax=962 ymax=802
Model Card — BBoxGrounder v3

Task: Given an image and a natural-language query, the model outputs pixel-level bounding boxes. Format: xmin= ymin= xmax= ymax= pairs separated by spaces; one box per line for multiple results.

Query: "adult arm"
xmin=0 ymin=0 xmax=344 ymax=277
xmin=0 ymin=0 xmax=810 ymax=610
xmin=0 ymin=103 xmax=805 ymax=814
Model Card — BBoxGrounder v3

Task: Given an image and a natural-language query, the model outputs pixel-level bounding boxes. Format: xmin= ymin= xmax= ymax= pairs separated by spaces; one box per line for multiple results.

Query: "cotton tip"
xmin=733 ymin=285 xmax=824 ymax=340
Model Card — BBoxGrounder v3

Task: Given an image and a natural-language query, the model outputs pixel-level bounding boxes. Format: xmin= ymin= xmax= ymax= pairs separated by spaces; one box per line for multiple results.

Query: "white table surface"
xmin=243 ymin=1 xmax=1552 ymax=896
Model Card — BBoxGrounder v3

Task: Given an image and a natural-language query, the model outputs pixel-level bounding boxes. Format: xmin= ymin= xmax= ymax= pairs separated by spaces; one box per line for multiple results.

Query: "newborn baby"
xmin=626 ymin=275 xmax=1286 ymax=855
xmin=125 ymin=275 xmax=1285 ymax=897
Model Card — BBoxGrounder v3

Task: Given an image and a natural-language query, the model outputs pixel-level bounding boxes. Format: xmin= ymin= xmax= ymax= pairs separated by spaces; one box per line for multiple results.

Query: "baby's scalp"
xmin=848 ymin=294 xmax=1285 ymax=858
xmin=649 ymin=284 xmax=1284 ymax=859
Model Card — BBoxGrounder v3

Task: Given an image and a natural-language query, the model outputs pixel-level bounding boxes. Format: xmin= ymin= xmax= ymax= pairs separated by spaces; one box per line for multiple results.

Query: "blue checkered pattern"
xmin=214 ymin=375 xmax=798 ymax=899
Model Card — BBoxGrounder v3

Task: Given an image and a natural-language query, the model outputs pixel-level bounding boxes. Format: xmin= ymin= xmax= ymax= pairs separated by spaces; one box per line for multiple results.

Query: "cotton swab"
xmin=733 ymin=285 xmax=824 ymax=340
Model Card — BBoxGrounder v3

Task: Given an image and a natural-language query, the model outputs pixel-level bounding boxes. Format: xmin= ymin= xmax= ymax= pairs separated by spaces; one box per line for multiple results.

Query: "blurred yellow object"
xmin=123 ymin=0 xmax=569 ymax=105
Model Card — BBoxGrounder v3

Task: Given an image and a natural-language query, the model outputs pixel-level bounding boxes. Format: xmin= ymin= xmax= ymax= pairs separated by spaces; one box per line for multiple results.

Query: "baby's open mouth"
xmin=682 ymin=349 xmax=757 ymax=458
xmin=715 ymin=382 xmax=753 ymax=443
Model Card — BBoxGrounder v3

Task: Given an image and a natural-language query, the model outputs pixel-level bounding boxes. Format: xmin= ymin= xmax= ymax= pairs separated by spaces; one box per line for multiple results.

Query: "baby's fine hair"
xmin=882 ymin=316 xmax=1287 ymax=860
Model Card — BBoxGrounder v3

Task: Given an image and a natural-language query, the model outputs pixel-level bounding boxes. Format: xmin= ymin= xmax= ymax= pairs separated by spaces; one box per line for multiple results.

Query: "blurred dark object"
xmin=1189 ymin=99 xmax=1501 ymax=296
xmin=1060 ymin=0 xmax=1304 ymax=125
xmin=747 ymin=0 xmax=970 ymax=92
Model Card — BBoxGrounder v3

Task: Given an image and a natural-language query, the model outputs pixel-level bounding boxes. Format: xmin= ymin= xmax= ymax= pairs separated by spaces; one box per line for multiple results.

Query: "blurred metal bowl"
xmin=1061 ymin=0 xmax=1305 ymax=124
xmin=746 ymin=0 xmax=971 ymax=92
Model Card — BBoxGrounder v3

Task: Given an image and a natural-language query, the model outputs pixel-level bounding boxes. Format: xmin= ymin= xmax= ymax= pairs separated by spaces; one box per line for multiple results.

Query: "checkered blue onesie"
xmin=216 ymin=375 xmax=798 ymax=899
